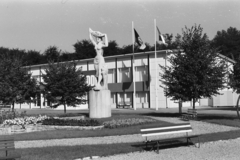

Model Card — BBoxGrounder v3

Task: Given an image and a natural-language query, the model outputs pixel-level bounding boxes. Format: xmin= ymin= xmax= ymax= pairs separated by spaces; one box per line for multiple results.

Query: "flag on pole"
xmin=134 ymin=29 xmax=146 ymax=50
xmin=156 ymin=26 xmax=166 ymax=44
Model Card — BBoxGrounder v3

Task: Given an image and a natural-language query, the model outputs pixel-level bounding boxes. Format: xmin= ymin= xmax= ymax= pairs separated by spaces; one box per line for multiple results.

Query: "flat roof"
xmin=25 ymin=49 xmax=235 ymax=69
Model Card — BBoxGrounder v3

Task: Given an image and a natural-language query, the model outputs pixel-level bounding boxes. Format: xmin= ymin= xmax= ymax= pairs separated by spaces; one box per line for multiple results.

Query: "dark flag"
xmin=134 ymin=29 xmax=146 ymax=50
xmin=156 ymin=26 xmax=166 ymax=44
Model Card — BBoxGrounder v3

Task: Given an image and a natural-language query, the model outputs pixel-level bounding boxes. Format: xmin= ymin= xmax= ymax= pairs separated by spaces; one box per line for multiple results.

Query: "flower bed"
xmin=2 ymin=115 xmax=49 ymax=129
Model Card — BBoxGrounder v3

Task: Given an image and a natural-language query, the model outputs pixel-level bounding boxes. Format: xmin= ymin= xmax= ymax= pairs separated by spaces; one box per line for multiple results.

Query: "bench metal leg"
xmin=187 ymin=136 xmax=200 ymax=148
xmin=156 ymin=141 xmax=159 ymax=154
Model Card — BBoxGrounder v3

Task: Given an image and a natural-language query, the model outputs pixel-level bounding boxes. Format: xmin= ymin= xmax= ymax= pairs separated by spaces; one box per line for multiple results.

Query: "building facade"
xmin=14 ymin=50 xmax=236 ymax=110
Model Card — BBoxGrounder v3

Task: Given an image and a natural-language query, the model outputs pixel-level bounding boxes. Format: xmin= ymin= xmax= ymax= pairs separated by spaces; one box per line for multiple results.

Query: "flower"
xmin=3 ymin=115 xmax=49 ymax=128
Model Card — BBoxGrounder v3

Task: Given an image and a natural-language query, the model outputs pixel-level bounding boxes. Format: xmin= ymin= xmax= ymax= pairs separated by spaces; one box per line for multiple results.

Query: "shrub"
xmin=103 ymin=118 xmax=157 ymax=129
xmin=42 ymin=118 xmax=101 ymax=126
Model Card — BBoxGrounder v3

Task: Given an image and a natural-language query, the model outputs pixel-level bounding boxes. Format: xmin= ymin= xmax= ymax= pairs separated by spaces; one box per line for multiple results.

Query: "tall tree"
xmin=228 ymin=58 xmax=240 ymax=119
xmin=211 ymin=27 xmax=240 ymax=59
xmin=160 ymin=24 xmax=227 ymax=110
xmin=0 ymin=54 xmax=38 ymax=111
xmin=73 ymin=40 xmax=95 ymax=59
xmin=41 ymin=61 xmax=92 ymax=113
xmin=103 ymin=40 xmax=121 ymax=56
xmin=44 ymin=46 xmax=60 ymax=62
xmin=24 ymin=50 xmax=43 ymax=65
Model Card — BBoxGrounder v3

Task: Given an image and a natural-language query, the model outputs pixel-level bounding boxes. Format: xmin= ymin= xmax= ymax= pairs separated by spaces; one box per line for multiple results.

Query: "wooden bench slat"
xmin=141 ymin=127 xmax=192 ymax=134
xmin=0 ymin=141 xmax=15 ymax=145
xmin=0 ymin=147 xmax=15 ymax=151
xmin=141 ymin=124 xmax=191 ymax=132
xmin=141 ymin=123 xmax=191 ymax=130
xmin=142 ymin=129 xmax=192 ymax=137
xmin=0 ymin=137 xmax=14 ymax=141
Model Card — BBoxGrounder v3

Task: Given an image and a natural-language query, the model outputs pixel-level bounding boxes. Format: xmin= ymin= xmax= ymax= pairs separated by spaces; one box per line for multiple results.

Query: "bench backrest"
xmin=141 ymin=123 xmax=192 ymax=137
xmin=0 ymin=136 xmax=15 ymax=152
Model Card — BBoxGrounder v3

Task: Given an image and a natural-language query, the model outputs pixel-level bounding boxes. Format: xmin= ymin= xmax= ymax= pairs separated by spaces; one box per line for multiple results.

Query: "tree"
xmin=44 ymin=46 xmax=60 ymax=62
xmin=228 ymin=58 xmax=240 ymax=119
xmin=73 ymin=40 xmax=95 ymax=59
xmin=211 ymin=27 xmax=240 ymax=60
xmin=41 ymin=61 xmax=93 ymax=113
xmin=103 ymin=40 xmax=121 ymax=56
xmin=160 ymin=24 xmax=227 ymax=111
xmin=24 ymin=50 xmax=44 ymax=65
xmin=0 ymin=54 xmax=38 ymax=111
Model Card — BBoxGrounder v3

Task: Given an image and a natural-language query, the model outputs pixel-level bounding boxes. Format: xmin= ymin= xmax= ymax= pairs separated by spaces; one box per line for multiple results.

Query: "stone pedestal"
xmin=89 ymin=90 xmax=111 ymax=118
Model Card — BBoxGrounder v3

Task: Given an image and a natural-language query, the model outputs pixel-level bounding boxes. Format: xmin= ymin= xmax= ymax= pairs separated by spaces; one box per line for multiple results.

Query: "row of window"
xmin=108 ymin=66 xmax=148 ymax=83
xmin=31 ymin=91 xmax=149 ymax=107
xmin=111 ymin=92 xmax=149 ymax=104
xmin=32 ymin=66 xmax=148 ymax=84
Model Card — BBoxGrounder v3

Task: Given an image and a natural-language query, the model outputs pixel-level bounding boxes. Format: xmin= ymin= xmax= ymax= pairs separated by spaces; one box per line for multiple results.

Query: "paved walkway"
xmin=97 ymin=138 xmax=240 ymax=160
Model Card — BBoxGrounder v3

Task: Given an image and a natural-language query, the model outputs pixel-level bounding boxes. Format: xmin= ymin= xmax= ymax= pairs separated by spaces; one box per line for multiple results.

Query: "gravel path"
xmin=97 ymin=138 xmax=240 ymax=160
xmin=15 ymin=117 xmax=239 ymax=148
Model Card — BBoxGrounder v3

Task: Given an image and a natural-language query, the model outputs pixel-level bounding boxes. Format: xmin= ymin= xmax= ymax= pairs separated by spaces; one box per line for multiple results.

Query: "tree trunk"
xmin=192 ymin=98 xmax=195 ymax=109
xmin=64 ymin=102 xmax=66 ymax=114
xmin=12 ymin=102 xmax=15 ymax=118
xmin=12 ymin=102 xmax=15 ymax=112
xmin=179 ymin=101 xmax=182 ymax=114
xmin=236 ymin=95 xmax=240 ymax=120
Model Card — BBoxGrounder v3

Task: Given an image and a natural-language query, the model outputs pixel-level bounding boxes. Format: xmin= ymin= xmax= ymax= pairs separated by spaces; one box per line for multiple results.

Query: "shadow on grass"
xmin=131 ymin=139 xmax=195 ymax=153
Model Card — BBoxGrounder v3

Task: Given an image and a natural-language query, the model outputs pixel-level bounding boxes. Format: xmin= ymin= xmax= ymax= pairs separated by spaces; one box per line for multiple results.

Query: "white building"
xmin=14 ymin=50 xmax=237 ymax=110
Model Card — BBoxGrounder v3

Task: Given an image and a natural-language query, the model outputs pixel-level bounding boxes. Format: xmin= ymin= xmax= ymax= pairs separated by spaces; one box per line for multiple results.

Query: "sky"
xmin=0 ymin=0 xmax=240 ymax=53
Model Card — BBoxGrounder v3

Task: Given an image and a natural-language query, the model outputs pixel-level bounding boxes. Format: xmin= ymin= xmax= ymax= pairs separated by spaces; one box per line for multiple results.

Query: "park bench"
xmin=0 ymin=136 xmax=21 ymax=160
xmin=140 ymin=123 xmax=200 ymax=153
xmin=181 ymin=109 xmax=198 ymax=120
xmin=117 ymin=102 xmax=131 ymax=108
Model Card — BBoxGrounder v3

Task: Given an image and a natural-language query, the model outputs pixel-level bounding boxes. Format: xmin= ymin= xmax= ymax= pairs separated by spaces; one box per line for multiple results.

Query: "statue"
xmin=89 ymin=28 xmax=108 ymax=91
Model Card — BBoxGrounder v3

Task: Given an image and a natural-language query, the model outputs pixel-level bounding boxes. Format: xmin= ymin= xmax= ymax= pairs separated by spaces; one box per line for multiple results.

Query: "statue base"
xmin=89 ymin=90 xmax=111 ymax=118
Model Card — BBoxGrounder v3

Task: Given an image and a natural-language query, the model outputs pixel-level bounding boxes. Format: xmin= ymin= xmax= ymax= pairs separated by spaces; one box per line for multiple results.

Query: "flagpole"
xmin=132 ymin=21 xmax=136 ymax=110
xmin=154 ymin=19 xmax=158 ymax=111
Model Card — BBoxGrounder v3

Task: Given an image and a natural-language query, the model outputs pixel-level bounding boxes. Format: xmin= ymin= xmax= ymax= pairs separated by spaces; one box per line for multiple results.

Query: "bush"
xmin=42 ymin=118 xmax=101 ymax=126
xmin=103 ymin=118 xmax=157 ymax=129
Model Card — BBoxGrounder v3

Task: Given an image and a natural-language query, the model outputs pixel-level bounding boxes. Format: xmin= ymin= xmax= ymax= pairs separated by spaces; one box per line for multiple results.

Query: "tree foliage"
xmin=0 ymin=54 xmax=38 ymax=110
xmin=160 ymin=24 xmax=227 ymax=109
xmin=41 ymin=61 xmax=92 ymax=113
xmin=211 ymin=27 xmax=240 ymax=60
xmin=73 ymin=39 xmax=95 ymax=59
xmin=44 ymin=46 xmax=61 ymax=62
xmin=228 ymin=57 xmax=240 ymax=119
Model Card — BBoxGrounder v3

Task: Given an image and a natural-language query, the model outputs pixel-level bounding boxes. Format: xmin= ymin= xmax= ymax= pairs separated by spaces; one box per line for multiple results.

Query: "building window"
xmin=136 ymin=92 xmax=148 ymax=103
xmin=108 ymin=69 xmax=116 ymax=83
xmin=111 ymin=93 xmax=116 ymax=104
xmin=117 ymin=92 xmax=132 ymax=103
xmin=118 ymin=67 xmax=131 ymax=82
xmin=135 ymin=66 xmax=148 ymax=82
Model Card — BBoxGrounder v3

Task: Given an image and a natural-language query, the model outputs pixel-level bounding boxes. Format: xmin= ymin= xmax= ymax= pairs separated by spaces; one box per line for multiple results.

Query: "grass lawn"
xmin=3 ymin=110 xmax=240 ymax=159
xmin=4 ymin=114 xmax=172 ymax=141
